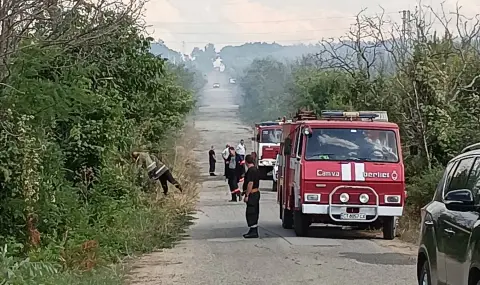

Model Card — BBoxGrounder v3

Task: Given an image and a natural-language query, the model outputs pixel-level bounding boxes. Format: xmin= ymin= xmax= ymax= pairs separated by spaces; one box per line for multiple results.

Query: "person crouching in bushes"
xmin=131 ymin=151 xmax=183 ymax=197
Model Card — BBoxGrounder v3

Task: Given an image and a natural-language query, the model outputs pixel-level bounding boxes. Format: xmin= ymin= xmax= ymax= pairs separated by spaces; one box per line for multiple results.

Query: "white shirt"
xmin=236 ymin=143 xmax=246 ymax=155
xmin=221 ymin=147 xmax=230 ymax=160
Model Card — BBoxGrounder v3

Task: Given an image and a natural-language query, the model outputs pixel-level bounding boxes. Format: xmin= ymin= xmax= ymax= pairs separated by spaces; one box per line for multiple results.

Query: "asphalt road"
xmin=129 ymin=72 xmax=418 ymax=285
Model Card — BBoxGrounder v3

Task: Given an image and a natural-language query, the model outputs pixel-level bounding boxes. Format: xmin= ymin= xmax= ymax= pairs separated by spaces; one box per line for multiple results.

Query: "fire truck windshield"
xmin=261 ymin=129 xmax=282 ymax=143
xmin=304 ymin=128 xmax=399 ymax=163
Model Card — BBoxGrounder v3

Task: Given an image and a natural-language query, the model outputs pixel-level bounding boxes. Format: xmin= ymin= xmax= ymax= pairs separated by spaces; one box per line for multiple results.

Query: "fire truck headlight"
xmin=304 ymin=194 xmax=320 ymax=202
xmin=385 ymin=195 xmax=401 ymax=204
xmin=359 ymin=194 xmax=369 ymax=204
xmin=339 ymin=193 xmax=349 ymax=203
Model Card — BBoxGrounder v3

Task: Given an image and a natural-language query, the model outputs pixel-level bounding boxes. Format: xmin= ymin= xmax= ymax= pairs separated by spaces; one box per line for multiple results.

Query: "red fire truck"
xmin=251 ymin=120 xmax=284 ymax=183
xmin=276 ymin=110 xmax=405 ymax=239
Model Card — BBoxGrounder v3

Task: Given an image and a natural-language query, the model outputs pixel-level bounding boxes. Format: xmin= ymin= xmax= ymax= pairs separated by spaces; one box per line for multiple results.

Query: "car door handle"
xmin=444 ymin=228 xmax=455 ymax=235
xmin=424 ymin=220 xmax=433 ymax=226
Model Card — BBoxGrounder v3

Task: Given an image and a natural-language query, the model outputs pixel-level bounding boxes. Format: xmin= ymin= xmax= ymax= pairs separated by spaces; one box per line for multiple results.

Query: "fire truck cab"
xmin=277 ymin=110 xmax=405 ymax=239
xmin=251 ymin=121 xmax=284 ymax=183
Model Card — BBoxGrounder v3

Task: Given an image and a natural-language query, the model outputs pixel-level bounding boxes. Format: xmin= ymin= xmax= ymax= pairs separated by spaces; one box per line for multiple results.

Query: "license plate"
xmin=340 ymin=213 xmax=366 ymax=220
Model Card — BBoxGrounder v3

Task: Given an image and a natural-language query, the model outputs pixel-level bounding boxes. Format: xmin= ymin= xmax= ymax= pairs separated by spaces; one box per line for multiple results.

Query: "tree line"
xmin=0 ymin=0 xmax=204 ymax=283
xmin=234 ymin=6 xmax=480 ymax=230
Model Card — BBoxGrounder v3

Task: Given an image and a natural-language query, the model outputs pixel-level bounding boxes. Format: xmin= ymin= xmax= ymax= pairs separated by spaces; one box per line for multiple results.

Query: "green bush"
xmin=0 ymin=1 xmax=203 ymax=283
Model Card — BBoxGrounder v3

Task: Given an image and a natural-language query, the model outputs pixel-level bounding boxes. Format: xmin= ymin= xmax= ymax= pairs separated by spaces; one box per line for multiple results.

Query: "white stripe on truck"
xmin=341 ymin=163 xmax=351 ymax=181
xmin=354 ymin=163 xmax=365 ymax=181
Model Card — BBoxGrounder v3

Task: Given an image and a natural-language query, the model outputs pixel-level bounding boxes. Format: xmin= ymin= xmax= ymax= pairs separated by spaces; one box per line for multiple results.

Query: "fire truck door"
xmin=292 ymin=128 xmax=303 ymax=208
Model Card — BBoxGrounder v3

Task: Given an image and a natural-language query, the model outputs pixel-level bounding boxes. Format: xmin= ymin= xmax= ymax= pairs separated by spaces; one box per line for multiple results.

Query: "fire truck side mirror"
xmin=409 ymin=145 xmax=418 ymax=155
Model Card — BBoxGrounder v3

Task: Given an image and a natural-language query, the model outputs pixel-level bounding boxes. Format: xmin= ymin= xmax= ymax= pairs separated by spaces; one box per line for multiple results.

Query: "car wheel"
xmin=418 ymin=260 xmax=431 ymax=285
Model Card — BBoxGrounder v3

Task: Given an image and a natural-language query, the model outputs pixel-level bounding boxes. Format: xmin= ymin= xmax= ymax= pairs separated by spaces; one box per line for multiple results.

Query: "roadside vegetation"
xmin=234 ymin=6 xmax=480 ymax=241
xmin=0 ymin=0 xmax=204 ymax=284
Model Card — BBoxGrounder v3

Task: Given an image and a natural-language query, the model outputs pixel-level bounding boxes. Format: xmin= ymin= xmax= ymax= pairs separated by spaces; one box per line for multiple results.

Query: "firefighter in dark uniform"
xmin=226 ymin=147 xmax=243 ymax=202
xmin=132 ymin=151 xmax=183 ymax=195
xmin=242 ymin=154 xmax=260 ymax=238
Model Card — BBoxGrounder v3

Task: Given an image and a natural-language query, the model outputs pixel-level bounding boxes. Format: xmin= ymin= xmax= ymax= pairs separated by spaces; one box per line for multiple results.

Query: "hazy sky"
xmin=144 ymin=0 xmax=480 ymax=53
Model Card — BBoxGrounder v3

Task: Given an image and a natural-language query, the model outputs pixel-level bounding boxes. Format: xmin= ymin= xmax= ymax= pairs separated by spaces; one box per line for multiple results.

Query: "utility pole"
xmin=401 ymin=10 xmax=407 ymax=40
xmin=406 ymin=10 xmax=411 ymax=40
xmin=400 ymin=10 xmax=411 ymax=48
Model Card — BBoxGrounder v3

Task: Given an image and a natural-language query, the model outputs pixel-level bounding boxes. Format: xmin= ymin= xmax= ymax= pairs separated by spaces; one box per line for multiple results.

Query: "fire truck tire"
xmin=382 ymin=217 xmax=396 ymax=240
xmin=281 ymin=208 xmax=293 ymax=229
xmin=293 ymin=211 xmax=309 ymax=237
xmin=280 ymin=193 xmax=293 ymax=229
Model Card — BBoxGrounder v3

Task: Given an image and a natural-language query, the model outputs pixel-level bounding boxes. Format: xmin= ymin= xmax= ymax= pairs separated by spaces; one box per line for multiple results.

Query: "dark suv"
xmin=417 ymin=142 xmax=480 ymax=285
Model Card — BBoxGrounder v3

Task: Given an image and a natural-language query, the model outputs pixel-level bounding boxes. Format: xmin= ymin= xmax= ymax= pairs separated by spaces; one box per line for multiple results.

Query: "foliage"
xmin=190 ymin=43 xmax=217 ymax=73
xmin=0 ymin=0 xmax=203 ymax=283
xmin=234 ymin=7 xmax=480 ymax=233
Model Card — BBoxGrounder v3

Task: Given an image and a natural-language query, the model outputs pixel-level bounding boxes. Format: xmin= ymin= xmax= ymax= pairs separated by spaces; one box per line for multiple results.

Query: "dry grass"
xmin=396 ymin=207 xmax=421 ymax=244
xmin=157 ymin=125 xmax=200 ymax=214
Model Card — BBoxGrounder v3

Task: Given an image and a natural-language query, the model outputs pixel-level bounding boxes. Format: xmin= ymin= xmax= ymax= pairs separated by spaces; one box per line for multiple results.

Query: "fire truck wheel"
xmin=382 ymin=217 xmax=396 ymax=240
xmin=272 ymin=181 xmax=277 ymax=192
xmin=280 ymin=194 xmax=293 ymax=229
xmin=293 ymin=211 xmax=309 ymax=237
xmin=281 ymin=208 xmax=293 ymax=229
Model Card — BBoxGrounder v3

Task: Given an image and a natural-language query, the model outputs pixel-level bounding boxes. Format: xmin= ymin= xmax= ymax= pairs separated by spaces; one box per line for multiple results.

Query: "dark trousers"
xmin=246 ymin=191 xmax=260 ymax=227
xmin=227 ymin=169 xmax=238 ymax=191
xmin=158 ymin=170 xmax=182 ymax=194
xmin=209 ymin=160 xmax=215 ymax=173
xmin=224 ymin=160 xmax=228 ymax=177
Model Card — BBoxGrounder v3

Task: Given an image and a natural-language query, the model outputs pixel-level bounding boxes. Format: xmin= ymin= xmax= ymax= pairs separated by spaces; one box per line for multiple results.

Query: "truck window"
xmin=297 ymin=129 xmax=304 ymax=157
xmin=293 ymin=127 xmax=301 ymax=157
xmin=304 ymin=128 xmax=400 ymax=163
xmin=261 ymin=129 xmax=282 ymax=143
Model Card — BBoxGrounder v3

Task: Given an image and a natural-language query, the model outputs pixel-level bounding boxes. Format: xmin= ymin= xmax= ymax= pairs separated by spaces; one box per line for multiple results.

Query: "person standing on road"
xmin=132 ymin=151 xmax=183 ymax=196
xmin=242 ymin=154 xmax=260 ymax=238
xmin=236 ymin=139 xmax=246 ymax=161
xmin=235 ymin=139 xmax=247 ymax=180
xmin=226 ymin=147 xmax=243 ymax=202
xmin=208 ymin=146 xmax=216 ymax=176
xmin=221 ymin=144 xmax=230 ymax=180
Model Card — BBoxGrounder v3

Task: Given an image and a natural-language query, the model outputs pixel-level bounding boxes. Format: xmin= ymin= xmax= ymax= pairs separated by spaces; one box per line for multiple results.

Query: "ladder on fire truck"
xmin=289 ymin=108 xmax=388 ymax=122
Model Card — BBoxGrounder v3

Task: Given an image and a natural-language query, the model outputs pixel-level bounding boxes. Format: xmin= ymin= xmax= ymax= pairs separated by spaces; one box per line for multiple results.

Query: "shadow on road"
xmin=186 ymin=220 xmax=380 ymax=241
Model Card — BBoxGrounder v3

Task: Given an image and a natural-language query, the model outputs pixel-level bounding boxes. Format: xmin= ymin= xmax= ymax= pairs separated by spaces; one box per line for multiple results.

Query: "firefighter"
xmin=226 ymin=147 xmax=243 ymax=202
xmin=131 ymin=151 xmax=183 ymax=196
xmin=208 ymin=145 xmax=216 ymax=176
xmin=242 ymin=154 xmax=260 ymax=238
